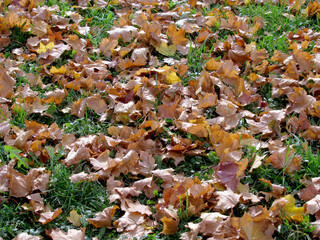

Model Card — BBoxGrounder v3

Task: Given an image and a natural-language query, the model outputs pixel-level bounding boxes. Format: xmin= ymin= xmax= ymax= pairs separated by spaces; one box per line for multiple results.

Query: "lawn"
xmin=0 ymin=0 xmax=320 ymax=239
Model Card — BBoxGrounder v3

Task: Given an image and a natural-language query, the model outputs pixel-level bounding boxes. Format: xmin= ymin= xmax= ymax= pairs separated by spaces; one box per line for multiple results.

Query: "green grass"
xmin=0 ymin=147 xmax=115 ymax=239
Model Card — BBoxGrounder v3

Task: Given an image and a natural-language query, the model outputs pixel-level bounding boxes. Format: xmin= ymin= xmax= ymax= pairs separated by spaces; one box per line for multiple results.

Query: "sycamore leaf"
xmin=67 ymin=209 xmax=82 ymax=227
xmin=36 ymin=42 xmax=55 ymax=54
xmin=156 ymin=41 xmax=176 ymax=56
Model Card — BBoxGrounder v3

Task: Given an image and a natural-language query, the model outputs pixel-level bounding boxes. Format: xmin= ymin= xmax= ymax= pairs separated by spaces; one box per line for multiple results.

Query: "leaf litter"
xmin=0 ymin=0 xmax=320 ymax=239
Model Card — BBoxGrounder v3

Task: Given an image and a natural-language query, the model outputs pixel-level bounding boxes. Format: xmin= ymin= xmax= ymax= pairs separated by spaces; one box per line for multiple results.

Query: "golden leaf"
xmin=50 ymin=66 xmax=67 ymax=74
xmin=166 ymin=72 xmax=181 ymax=85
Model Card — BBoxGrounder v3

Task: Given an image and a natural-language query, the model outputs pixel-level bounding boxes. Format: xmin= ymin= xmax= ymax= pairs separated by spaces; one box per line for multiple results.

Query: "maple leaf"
xmin=50 ymin=65 xmax=67 ymax=74
xmin=306 ymin=195 xmax=320 ymax=215
xmin=0 ymin=66 xmax=16 ymax=98
xmin=166 ymin=72 xmax=181 ymax=85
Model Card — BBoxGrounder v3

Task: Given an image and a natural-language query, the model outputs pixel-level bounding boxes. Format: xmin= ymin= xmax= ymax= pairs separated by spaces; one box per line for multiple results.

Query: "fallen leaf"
xmin=46 ymin=228 xmax=85 ymax=240
xmin=87 ymin=205 xmax=119 ymax=228
xmin=156 ymin=41 xmax=176 ymax=56
xmin=67 ymin=209 xmax=82 ymax=227
xmin=39 ymin=208 xmax=62 ymax=224
xmin=161 ymin=216 xmax=179 ymax=235
xmin=36 ymin=42 xmax=55 ymax=54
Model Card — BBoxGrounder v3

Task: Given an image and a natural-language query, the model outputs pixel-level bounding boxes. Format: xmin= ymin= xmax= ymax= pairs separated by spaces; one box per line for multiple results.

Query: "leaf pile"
xmin=1 ymin=0 xmax=320 ymax=239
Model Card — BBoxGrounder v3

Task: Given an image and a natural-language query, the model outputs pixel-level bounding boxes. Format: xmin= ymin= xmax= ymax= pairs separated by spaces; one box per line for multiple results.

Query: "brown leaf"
xmin=108 ymin=26 xmax=138 ymax=42
xmin=87 ymin=205 xmax=119 ymax=228
xmin=71 ymin=98 xmax=87 ymax=118
xmin=0 ymin=165 xmax=9 ymax=192
xmin=288 ymin=87 xmax=316 ymax=113
xmin=86 ymin=94 xmax=108 ymax=114
xmin=64 ymin=147 xmax=90 ymax=166
xmin=0 ymin=66 xmax=15 ymax=98
xmin=44 ymin=89 xmax=67 ymax=105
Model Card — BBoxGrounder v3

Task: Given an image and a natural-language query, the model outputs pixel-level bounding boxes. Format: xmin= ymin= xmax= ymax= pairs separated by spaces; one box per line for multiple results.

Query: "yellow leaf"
xmin=50 ymin=66 xmax=67 ymax=74
xmin=156 ymin=41 xmax=176 ymax=57
xmin=72 ymin=70 xmax=81 ymax=79
xmin=166 ymin=72 xmax=181 ymax=85
xmin=36 ymin=42 xmax=54 ymax=54
xmin=283 ymin=195 xmax=305 ymax=222
xmin=67 ymin=209 xmax=82 ymax=227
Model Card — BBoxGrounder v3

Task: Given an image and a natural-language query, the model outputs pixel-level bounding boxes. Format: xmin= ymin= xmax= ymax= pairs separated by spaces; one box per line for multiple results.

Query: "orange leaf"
xmin=161 ymin=216 xmax=179 ymax=235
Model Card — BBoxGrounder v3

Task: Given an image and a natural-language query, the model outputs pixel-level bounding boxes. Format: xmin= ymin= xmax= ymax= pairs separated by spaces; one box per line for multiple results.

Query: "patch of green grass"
xmin=274 ymin=213 xmax=315 ymax=240
xmin=2 ymin=26 xmax=31 ymax=53
xmin=44 ymin=148 xmax=114 ymax=239
xmin=64 ymin=109 xmax=111 ymax=137
xmin=79 ymin=8 xmax=114 ymax=47
xmin=291 ymin=136 xmax=320 ymax=178
xmin=0 ymin=198 xmax=44 ymax=239
xmin=182 ymin=39 xmax=215 ymax=85
xmin=238 ymin=2 xmax=320 ymax=54
xmin=45 ymin=0 xmax=74 ymax=16
xmin=10 ymin=98 xmax=28 ymax=129
xmin=176 ymin=152 xmax=219 ymax=179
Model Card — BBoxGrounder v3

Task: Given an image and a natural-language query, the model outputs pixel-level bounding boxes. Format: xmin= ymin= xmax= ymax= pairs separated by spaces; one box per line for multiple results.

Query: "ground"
xmin=1 ymin=0 xmax=320 ymax=239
